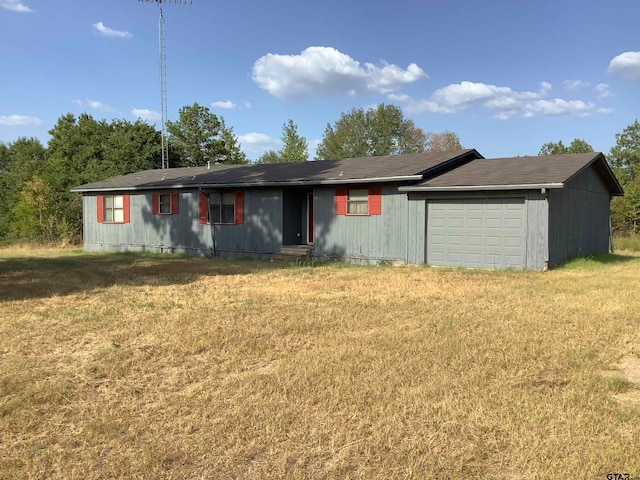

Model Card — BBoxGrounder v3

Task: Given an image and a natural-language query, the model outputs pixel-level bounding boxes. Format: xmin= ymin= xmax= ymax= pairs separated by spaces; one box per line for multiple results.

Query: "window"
xmin=97 ymin=194 xmax=130 ymax=224
xmin=335 ymin=188 xmax=381 ymax=216
xmin=105 ymin=195 xmax=124 ymax=222
xmin=152 ymin=192 xmax=179 ymax=215
xmin=159 ymin=194 xmax=171 ymax=214
xmin=347 ymin=188 xmax=369 ymax=214
xmin=199 ymin=191 xmax=244 ymax=225
xmin=211 ymin=192 xmax=236 ymax=224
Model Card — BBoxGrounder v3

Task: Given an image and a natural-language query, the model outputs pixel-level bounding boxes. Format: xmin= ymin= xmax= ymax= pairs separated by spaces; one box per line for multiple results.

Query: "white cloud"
xmin=73 ymin=98 xmax=116 ymax=112
xmin=132 ymin=108 xmax=161 ymax=122
xmin=522 ymin=99 xmax=594 ymax=118
xmin=561 ymin=80 xmax=613 ymax=99
xmin=562 ymin=80 xmax=590 ymax=90
xmin=392 ymin=80 xmax=601 ymax=119
xmin=211 ymin=100 xmax=237 ymax=109
xmin=608 ymin=51 xmax=640 ymax=81
xmin=237 ymin=132 xmax=280 ymax=158
xmin=0 ymin=115 xmax=41 ymax=126
xmin=252 ymin=46 xmax=427 ymax=100
xmin=0 ymin=0 xmax=33 ymax=12
xmin=597 ymin=107 xmax=614 ymax=115
xmin=594 ymin=82 xmax=613 ymax=99
xmin=93 ymin=21 xmax=132 ymax=39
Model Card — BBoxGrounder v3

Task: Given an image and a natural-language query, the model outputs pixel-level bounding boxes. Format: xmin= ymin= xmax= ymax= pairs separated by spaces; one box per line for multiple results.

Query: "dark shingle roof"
xmin=401 ymin=152 xmax=623 ymax=195
xmin=70 ymin=149 xmax=481 ymax=192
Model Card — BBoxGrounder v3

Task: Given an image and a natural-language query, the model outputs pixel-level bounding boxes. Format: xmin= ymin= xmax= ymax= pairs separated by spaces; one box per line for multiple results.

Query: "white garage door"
xmin=427 ymin=198 xmax=526 ymax=269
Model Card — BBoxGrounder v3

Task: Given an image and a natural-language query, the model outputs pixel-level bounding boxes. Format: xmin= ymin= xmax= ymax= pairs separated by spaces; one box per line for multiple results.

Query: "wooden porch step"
xmin=272 ymin=245 xmax=313 ymax=262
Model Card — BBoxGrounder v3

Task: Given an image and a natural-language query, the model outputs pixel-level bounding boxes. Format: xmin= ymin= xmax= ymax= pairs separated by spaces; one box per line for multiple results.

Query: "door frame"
xmin=307 ymin=192 xmax=314 ymax=245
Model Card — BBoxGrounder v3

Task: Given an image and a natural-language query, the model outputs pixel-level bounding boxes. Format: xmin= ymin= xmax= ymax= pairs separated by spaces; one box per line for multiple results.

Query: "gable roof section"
xmin=400 ymin=152 xmax=624 ymax=196
xmin=70 ymin=149 xmax=482 ymax=192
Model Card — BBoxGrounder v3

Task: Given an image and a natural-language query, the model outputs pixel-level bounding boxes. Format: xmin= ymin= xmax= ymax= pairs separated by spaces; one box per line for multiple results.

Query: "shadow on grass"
xmin=557 ymin=253 xmax=639 ymax=269
xmin=0 ymin=251 xmax=284 ymax=302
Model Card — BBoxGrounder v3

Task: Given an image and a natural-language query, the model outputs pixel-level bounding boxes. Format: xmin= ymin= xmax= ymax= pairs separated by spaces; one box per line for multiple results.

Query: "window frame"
xmin=159 ymin=193 xmax=172 ymax=214
xmin=210 ymin=192 xmax=237 ymax=224
xmin=199 ymin=191 xmax=244 ymax=225
xmin=152 ymin=192 xmax=179 ymax=216
xmin=346 ymin=188 xmax=369 ymax=215
xmin=335 ymin=187 xmax=381 ymax=217
xmin=98 ymin=194 xmax=130 ymax=224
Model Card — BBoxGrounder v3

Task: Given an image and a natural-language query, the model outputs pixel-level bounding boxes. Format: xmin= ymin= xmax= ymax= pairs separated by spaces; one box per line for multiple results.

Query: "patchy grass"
xmin=1 ymin=247 xmax=640 ymax=479
xmin=614 ymin=236 xmax=640 ymax=252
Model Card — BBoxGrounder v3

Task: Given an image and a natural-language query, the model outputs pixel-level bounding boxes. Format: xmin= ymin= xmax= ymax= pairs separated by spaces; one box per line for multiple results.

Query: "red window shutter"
xmin=335 ymin=188 xmax=347 ymax=215
xmin=97 ymin=195 xmax=104 ymax=223
xmin=152 ymin=194 xmax=160 ymax=215
xmin=235 ymin=191 xmax=244 ymax=225
xmin=171 ymin=193 xmax=179 ymax=215
xmin=199 ymin=193 xmax=209 ymax=224
xmin=123 ymin=195 xmax=130 ymax=223
xmin=368 ymin=188 xmax=382 ymax=215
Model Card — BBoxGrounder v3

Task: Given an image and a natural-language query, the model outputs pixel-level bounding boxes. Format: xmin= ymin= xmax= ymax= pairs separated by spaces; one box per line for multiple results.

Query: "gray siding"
xmin=548 ymin=165 xmax=611 ymax=267
xmin=525 ymin=192 xmax=548 ymax=270
xmin=83 ymin=189 xmax=283 ymax=258
xmin=312 ymin=185 xmax=416 ymax=264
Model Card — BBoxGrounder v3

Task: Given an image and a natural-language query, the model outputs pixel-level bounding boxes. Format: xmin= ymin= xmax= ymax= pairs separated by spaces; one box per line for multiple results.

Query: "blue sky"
xmin=1 ymin=0 xmax=639 ymax=161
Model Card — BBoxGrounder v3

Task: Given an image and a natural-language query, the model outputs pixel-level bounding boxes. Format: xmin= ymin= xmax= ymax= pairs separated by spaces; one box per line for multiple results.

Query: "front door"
xmin=283 ymin=189 xmax=312 ymax=245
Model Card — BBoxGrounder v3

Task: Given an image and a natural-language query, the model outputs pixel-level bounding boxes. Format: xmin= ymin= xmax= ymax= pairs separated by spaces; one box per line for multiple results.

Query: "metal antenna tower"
xmin=138 ymin=0 xmax=191 ymax=169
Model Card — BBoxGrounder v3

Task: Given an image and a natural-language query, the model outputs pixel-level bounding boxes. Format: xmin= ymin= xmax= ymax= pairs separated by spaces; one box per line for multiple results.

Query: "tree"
xmin=315 ymin=104 xmax=427 ymax=160
xmin=279 ymin=119 xmax=308 ymax=163
xmin=166 ymin=103 xmax=225 ymax=167
xmin=100 ymin=119 xmax=162 ymax=175
xmin=218 ymin=120 xmax=249 ymax=165
xmin=0 ymin=137 xmax=46 ymax=241
xmin=425 ymin=131 xmax=463 ymax=152
xmin=256 ymin=150 xmax=281 ymax=164
xmin=609 ymin=120 xmax=640 ymax=181
xmin=538 ymin=138 xmax=594 ymax=156
xmin=44 ymin=113 xmax=162 ymax=243
xmin=11 ymin=176 xmax=56 ymax=242
xmin=609 ymin=120 xmax=640 ymax=235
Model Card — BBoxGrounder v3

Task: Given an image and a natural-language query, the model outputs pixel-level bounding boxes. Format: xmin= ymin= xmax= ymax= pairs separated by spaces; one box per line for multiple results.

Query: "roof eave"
xmin=399 ymin=183 xmax=565 ymax=192
xmin=71 ymin=175 xmax=425 ymax=193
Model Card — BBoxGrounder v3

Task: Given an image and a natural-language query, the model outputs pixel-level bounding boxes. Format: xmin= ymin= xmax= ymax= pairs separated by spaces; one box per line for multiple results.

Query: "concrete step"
xmin=272 ymin=245 xmax=313 ymax=262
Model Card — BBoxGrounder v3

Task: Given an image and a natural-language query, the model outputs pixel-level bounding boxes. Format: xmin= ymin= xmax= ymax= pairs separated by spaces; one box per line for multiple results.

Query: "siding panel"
xmin=313 ymin=185 xmax=408 ymax=264
xmin=548 ymin=166 xmax=611 ymax=267
xmin=83 ymin=189 xmax=282 ymax=257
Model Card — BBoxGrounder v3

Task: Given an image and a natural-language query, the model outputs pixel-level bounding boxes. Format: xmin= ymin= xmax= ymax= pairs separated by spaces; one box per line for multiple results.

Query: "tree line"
xmin=0 ymin=102 xmax=638 ymax=244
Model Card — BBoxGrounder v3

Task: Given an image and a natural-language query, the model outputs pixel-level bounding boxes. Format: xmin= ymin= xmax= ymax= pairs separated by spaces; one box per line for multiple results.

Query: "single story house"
xmin=71 ymin=149 xmax=623 ymax=270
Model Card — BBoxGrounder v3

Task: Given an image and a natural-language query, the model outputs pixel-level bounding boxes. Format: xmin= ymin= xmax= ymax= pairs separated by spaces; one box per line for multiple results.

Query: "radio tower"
xmin=139 ymin=0 xmax=191 ymax=169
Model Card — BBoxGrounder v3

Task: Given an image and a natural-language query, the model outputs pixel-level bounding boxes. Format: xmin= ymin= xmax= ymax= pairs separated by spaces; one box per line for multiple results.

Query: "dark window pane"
xmin=211 ymin=206 xmax=221 ymax=224
xmin=159 ymin=194 xmax=171 ymax=214
xmin=221 ymin=205 xmax=235 ymax=224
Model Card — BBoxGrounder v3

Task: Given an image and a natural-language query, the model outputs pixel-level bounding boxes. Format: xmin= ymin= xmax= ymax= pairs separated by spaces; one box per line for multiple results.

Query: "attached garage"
xmin=403 ymin=153 xmax=624 ymax=270
xmin=427 ymin=198 xmax=526 ymax=269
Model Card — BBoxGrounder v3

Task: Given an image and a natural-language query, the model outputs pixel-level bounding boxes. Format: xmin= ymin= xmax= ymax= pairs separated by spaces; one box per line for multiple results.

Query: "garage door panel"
xmin=466 ymin=235 xmax=482 ymax=246
xmin=430 ymin=234 xmax=446 ymax=245
xmin=505 ymin=236 xmax=523 ymax=247
xmin=485 ymin=218 xmax=503 ymax=228
xmin=505 ymin=218 xmax=523 ymax=228
xmin=466 ymin=218 xmax=482 ymax=228
xmin=427 ymin=199 xmax=526 ymax=269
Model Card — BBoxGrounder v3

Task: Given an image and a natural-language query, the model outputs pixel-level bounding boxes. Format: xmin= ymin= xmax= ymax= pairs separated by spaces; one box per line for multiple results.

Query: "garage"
xmin=427 ymin=198 xmax=526 ymax=269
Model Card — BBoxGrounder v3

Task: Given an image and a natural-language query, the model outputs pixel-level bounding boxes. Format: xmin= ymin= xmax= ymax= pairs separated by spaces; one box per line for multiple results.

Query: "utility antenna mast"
xmin=138 ymin=0 xmax=191 ymax=169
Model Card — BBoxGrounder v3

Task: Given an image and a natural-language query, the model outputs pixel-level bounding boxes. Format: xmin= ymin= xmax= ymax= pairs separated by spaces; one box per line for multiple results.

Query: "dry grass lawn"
xmin=1 ymin=247 xmax=640 ymax=479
